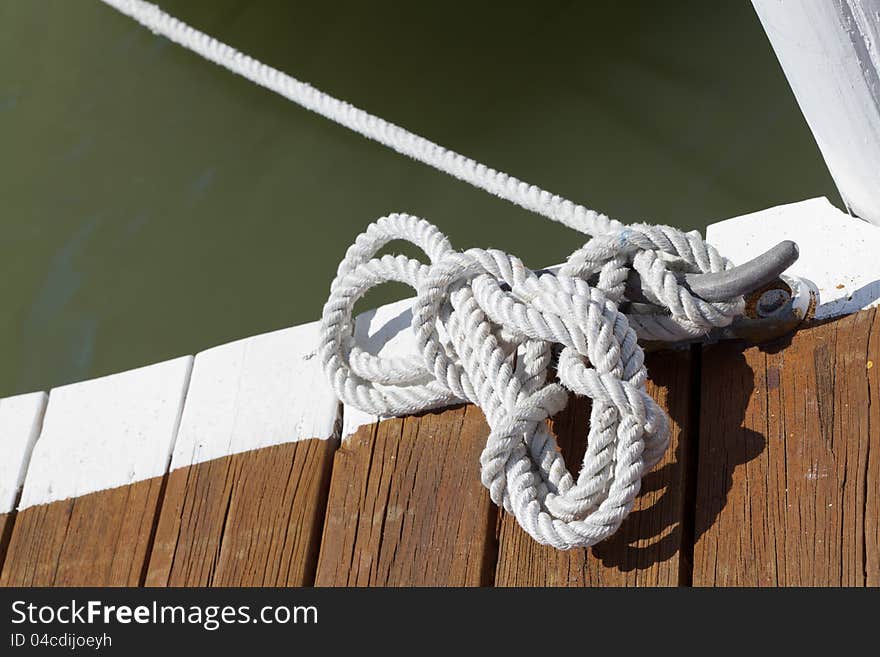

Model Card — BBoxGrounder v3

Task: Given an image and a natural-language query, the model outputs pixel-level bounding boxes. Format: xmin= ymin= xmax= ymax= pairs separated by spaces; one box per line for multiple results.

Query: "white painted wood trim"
xmin=17 ymin=356 xmax=193 ymax=510
xmin=0 ymin=392 xmax=48 ymax=513
xmin=707 ymin=196 xmax=880 ymax=319
xmin=4 ymin=197 xmax=876 ymax=503
xmin=169 ymin=320 xmax=340 ymax=471
xmin=340 ymin=198 xmax=880 ymax=439
xmin=753 ymin=0 xmax=880 ymax=225
xmin=341 ymin=299 xmax=423 ymax=438
xmin=340 ymin=198 xmax=880 ymax=437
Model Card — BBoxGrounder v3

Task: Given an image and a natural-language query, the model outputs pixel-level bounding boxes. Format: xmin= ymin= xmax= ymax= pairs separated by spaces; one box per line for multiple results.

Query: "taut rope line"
xmin=99 ymin=0 xmax=746 ymax=548
xmin=99 ymin=0 xmax=621 ymax=236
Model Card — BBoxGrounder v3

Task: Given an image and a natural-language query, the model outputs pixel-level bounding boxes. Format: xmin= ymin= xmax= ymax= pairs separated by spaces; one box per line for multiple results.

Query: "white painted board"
xmin=6 ymin=199 xmax=877 ymax=508
xmin=0 ymin=392 xmax=48 ymax=513
xmin=169 ymin=320 xmax=341 ymax=470
xmin=753 ymin=0 xmax=880 ymax=225
xmin=343 ymin=198 xmax=880 ymax=434
xmin=17 ymin=356 xmax=193 ymax=509
xmin=341 ymin=298 xmax=422 ymax=438
xmin=707 ymin=197 xmax=880 ymax=319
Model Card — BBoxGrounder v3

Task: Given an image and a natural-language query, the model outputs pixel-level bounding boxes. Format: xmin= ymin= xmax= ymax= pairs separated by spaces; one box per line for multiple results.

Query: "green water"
xmin=0 ymin=0 xmax=838 ymax=397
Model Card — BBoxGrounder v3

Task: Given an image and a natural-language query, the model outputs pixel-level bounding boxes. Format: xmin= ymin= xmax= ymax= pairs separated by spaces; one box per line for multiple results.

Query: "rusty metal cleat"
xmin=632 ymin=240 xmax=819 ymax=349
xmin=712 ymin=274 xmax=819 ymax=345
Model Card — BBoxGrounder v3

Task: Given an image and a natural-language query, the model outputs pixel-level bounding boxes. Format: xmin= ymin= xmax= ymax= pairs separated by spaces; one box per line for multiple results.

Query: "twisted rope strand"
xmin=101 ymin=0 xmax=626 ymax=236
xmin=320 ymin=214 xmax=742 ymax=549
xmin=99 ymin=0 xmax=746 ymax=547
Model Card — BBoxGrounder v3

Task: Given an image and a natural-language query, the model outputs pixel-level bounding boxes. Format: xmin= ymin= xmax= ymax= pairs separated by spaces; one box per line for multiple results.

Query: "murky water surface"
xmin=0 ymin=0 xmax=837 ymax=395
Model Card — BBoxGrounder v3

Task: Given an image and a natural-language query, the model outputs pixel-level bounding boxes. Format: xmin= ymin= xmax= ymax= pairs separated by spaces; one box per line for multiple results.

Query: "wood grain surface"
xmin=1 ymin=309 xmax=876 ymax=587
xmin=494 ymin=349 xmax=695 ymax=586
xmin=0 ymin=478 xmax=164 ymax=586
xmin=315 ymin=405 xmax=498 ymax=586
xmin=693 ymin=308 xmax=879 ymax=586
xmin=146 ymin=439 xmax=337 ymax=586
xmin=0 ymin=513 xmax=16 ymax=577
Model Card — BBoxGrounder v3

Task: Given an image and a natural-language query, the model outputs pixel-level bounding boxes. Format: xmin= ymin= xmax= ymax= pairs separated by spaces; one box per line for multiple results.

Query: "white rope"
xmin=99 ymin=0 xmax=746 ymax=548
xmin=99 ymin=0 xmax=624 ymax=236
xmin=319 ymin=215 xmax=742 ymax=548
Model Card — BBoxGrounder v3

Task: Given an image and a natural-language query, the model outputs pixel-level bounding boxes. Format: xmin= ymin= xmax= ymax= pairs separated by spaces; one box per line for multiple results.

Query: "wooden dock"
xmin=2 ymin=1 xmax=880 ymax=590
xmin=0 ymin=304 xmax=876 ymax=587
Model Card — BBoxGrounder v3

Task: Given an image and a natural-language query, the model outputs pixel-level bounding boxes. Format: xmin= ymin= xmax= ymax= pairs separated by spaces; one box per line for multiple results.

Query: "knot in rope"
xmin=319 ymin=213 xmax=743 ymax=549
xmin=96 ymin=5 xmax=747 ymax=546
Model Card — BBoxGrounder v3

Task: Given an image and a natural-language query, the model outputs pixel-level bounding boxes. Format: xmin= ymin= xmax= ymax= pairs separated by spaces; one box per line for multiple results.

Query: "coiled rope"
xmin=100 ymin=0 xmax=745 ymax=548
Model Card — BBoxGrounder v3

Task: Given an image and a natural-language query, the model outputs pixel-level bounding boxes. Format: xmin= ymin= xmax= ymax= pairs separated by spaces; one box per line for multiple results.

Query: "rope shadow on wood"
xmin=586 ymin=351 xmax=696 ymax=574
xmin=495 ymin=349 xmax=697 ymax=584
xmin=585 ymin=348 xmax=764 ymax=578
xmin=692 ymin=309 xmax=879 ymax=585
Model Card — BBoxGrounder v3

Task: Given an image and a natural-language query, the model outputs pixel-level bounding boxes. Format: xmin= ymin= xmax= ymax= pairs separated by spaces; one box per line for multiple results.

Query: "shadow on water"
xmin=17 ymin=218 xmax=101 ymax=391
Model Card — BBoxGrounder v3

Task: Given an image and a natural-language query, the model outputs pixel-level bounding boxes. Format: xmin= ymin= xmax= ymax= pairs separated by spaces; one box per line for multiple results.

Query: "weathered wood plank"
xmin=315 ymin=404 xmax=498 ymax=586
xmin=867 ymin=311 xmax=879 ymax=587
xmin=694 ymin=308 xmax=879 ymax=586
xmin=315 ymin=297 xmax=497 ymax=586
xmin=0 ymin=479 xmax=165 ymax=586
xmin=146 ymin=441 xmax=336 ymax=586
xmin=0 ymin=392 xmax=48 ymax=574
xmin=0 ymin=516 xmax=13 ymax=579
xmin=145 ymin=323 xmax=341 ymax=586
xmin=493 ymin=349 xmax=693 ymax=586
xmin=0 ymin=358 xmax=192 ymax=586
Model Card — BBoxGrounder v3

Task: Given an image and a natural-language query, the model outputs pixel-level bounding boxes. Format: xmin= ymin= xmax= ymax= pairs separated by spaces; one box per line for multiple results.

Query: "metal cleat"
xmin=535 ymin=239 xmax=817 ymax=348
xmin=686 ymin=240 xmax=818 ymax=345
xmin=634 ymin=240 xmax=818 ymax=349
xmin=711 ymin=274 xmax=818 ymax=345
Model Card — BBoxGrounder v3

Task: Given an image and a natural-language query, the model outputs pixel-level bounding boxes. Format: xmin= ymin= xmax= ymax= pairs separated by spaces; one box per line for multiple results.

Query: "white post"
xmin=752 ymin=0 xmax=880 ymax=226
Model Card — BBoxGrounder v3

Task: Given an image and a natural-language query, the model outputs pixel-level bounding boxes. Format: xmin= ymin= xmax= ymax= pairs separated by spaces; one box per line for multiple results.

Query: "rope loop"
xmin=94 ymin=0 xmax=756 ymax=549
xmin=319 ymin=213 xmax=742 ymax=549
